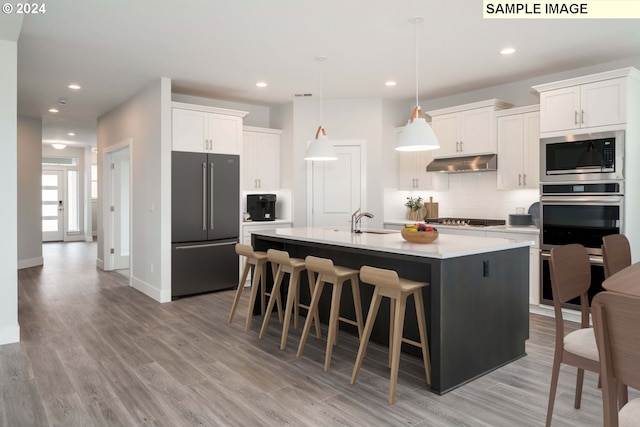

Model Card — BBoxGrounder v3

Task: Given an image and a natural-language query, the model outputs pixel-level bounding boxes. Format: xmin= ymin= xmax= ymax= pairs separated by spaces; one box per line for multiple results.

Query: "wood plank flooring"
xmin=3 ymin=241 xmax=636 ymax=426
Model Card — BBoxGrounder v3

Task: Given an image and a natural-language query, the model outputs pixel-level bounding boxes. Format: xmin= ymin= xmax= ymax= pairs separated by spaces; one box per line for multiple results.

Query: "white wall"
xmin=290 ymin=97 xmax=385 ymax=227
xmin=0 ymin=38 xmax=20 ymax=344
xmin=97 ymin=78 xmax=172 ymax=302
xmin=17 ymin=116 xmax=43 ymax=269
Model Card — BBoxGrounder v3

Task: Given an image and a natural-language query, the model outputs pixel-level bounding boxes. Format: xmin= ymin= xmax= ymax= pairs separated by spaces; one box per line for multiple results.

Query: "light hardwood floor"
xmin=3 ymin=241 xmax=635 ymax=426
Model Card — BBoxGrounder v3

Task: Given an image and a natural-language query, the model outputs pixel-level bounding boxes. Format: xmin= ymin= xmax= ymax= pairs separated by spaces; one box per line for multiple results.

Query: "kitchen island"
xmin=252 ymin=227 xmax=531 ymax=394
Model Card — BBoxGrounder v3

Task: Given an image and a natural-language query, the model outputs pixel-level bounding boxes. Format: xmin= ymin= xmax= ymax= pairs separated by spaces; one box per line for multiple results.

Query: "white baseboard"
xmin=131 ymin=275 xmax=171 ymax=303
xmin=0 ymin=324 xmax=20 ymax=345
xmin=96 ymin=257 xmax=104 ymax=270
xmin=18 ymin=257 xmax=43 ymax=270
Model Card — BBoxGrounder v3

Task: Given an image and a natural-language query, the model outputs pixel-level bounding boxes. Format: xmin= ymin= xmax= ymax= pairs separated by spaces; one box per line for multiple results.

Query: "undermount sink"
xmin=354 ymin=229 xmax=398 ymax=234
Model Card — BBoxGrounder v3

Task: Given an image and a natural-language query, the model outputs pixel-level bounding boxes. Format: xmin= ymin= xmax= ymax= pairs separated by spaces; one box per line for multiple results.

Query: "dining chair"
xmin=592 ymin=291 xmax=640 ymax=427
xmin=545 ymin=243 xmax=600 ymax=427
xmin=602 ymin=234 xmax=632 ymax=278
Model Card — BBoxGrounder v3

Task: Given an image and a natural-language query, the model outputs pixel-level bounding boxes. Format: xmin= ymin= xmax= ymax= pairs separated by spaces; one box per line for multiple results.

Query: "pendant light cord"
xmin=320 ymin=58 xmax=324 ymax=127
xmin=414 ymin=18 xmax=419 ymax=108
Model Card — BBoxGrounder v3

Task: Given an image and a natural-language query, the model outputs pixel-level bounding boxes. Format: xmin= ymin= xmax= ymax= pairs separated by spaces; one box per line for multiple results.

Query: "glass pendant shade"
xmin=396 ymin=106 xmax=440 ymax=151
xmin=304 ymin=126 xmax=338 ymax=161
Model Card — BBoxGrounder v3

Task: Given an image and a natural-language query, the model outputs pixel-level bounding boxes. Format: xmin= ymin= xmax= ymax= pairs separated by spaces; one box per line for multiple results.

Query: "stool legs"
xmin=324 ymin=281 xmax=343 ymax=372
xmin=389 ymin=294 xmax=407 ymax=404
xmin=296 ymin=275 xmax=326 ymax=359
xmin=414 ymin=290 xmax=431 ymax=385
xmin=228 ymin=258 xmax=252 ymax=324
xmin=351 ymin=286 xmax=383 ymax=385
xmin=280 ymin=269 xmax=301 ymax=350
xmin=259 ymin=265 xmax=286 ymax=340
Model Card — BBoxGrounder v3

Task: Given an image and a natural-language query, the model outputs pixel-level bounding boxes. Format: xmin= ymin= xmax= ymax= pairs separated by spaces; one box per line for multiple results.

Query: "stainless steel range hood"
xmin=426 ymin=154 xmax=497 ymax=173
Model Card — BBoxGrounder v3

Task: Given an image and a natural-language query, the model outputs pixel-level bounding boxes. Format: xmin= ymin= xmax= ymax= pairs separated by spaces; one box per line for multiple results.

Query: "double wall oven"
xmin=539 ymin=131 xmax=624 ymax=308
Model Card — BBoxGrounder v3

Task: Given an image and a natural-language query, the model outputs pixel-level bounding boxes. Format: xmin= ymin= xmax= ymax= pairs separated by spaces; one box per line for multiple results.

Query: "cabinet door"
xmin=210 ymin=114 xmax=241 ymax=154
xmin=431 ymin=114 xmax=459 ymax=158
xmin=460 ymin=108 xmax=493 ymax=154
xmin=522 ymin=112 xmax=540 ymax=188
xmin=254 ymin=132 xmax=280 ymax=190
xmin=581 ymin=78 xmax=626 ymax=128
xmin=397 ymin=151 xmax=418 ymax=190
xmin=497 ymin=114 xmax=524 ymax=190
xmin=172 ymin=108 xmax=208 ymax=152
xmin=242 ymin=131 xmax=258 ymax=190
xmin=539 ymin=86 xmax=581 ymax=133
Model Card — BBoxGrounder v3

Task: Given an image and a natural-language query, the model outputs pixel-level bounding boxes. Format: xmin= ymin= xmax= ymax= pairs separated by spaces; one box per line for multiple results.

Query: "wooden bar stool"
xmin=228 ymin=244 xmax=282 ymax=331
xmin=296 ymin=255 xmax=364 ymax=372
xmin=259 ymin=249 xmax=321 ymax=350
xmin=350 ymin=265 xmax=431 ymax=404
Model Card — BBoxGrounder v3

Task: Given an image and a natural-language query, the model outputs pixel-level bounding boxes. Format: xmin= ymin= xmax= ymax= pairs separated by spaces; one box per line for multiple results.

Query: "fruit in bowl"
xmin=401 ymin=223 xmax=439 ymax=243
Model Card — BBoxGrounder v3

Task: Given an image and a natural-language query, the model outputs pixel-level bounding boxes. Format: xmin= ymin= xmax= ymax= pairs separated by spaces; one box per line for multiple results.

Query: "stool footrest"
xmin=401 ymin=337 xmax=422 ymax=348
xmin=338 ymin=317 xmax=359 ymax=327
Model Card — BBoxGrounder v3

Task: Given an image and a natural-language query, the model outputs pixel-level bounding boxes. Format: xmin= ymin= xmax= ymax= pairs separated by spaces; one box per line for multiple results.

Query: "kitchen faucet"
xmin=351 ymin=208 xmax=374 ymax=233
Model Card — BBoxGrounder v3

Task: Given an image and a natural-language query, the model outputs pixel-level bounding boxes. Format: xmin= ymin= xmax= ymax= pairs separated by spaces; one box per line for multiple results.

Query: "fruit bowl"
xmin=401 ymin=228 xmax=438 ymax=244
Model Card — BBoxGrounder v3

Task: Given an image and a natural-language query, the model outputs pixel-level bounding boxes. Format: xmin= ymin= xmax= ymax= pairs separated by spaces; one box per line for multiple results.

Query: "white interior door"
xmin=106 ymin=146 xmax=131 ymax=271
xmin=310 ymin=141 xmax=365 ymax=227
xmin=42 ymin=170 xmax=64 ymax=242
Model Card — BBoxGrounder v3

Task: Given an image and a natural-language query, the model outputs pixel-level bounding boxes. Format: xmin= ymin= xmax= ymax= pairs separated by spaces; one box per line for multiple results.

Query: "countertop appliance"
xmin=171 ymin=152 xmax=239 ymax=298
xmin=541 ymin=130 xmax=624 ymax=182
xmin=247 ymin=194 xmax=276 ymax=221
xmin=424 ymin=218 xmax=506 ymax=227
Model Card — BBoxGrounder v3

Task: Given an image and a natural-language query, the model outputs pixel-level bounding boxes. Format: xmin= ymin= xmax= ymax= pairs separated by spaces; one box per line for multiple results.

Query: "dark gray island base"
xmin=252 ymin=228 xmax=530 ymax=395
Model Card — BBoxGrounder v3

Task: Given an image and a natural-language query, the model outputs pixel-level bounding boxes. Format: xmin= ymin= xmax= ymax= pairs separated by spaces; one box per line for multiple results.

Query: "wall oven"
xmin=539 ymin=181 xmax=623 ymax=308
xmin=541 ymin=130 xmax=624 ymax=183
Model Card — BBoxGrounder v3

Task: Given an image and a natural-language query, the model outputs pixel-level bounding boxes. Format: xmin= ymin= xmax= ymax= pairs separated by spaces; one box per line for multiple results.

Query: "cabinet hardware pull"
xmin=574 ymin=111 xmax=578 ymax=125
xmin=460 ymin=141 xmax=463 ymax=151
xmin=581 ymin=110 xmax=585 ymax=124
xmin=456 ymin=141 xmax=459 ymax=152
xmin=518 ymin=174 xmax=521 ymax=186
xmin=258 ymin=179 xmax=261 ymax=188
xmin=202 ymin=163 xmax=207 ymax=230
xmin=523 ymin=174 xmax=527 ymax=186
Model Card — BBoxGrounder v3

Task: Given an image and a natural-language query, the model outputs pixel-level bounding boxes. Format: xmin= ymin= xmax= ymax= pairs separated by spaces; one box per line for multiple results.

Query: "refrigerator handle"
xmin=202 ymin=162 xmax=207 ymax=231
xmin=210 ymin=162 xmax=214 ymax=230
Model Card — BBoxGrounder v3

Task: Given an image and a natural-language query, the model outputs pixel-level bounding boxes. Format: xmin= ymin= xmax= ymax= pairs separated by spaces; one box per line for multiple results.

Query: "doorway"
xmin=103 ymin=142 xmax=131 ymax=274
xmin=42 ymin=170 xmax=64 ymax=241
xmin=307 ymin=140 xmax=366 ymax=227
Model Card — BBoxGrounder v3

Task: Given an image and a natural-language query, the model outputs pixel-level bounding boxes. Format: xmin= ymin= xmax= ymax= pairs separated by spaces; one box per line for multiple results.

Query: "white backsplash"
xmin=384 ymin=172 xmax=539 ymax=223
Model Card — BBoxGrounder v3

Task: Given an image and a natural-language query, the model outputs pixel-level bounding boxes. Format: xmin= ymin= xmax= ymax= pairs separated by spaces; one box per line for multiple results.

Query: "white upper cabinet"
xmin=534 ymin=68 xmax=640 ymax=136
xmin=496 ymin=106 xmax=540 ymax=190
xmin=396 ymin=128 xmax=448 ymax=191
xmin=428 ymin=99 xmax=512 ymax=158
xmin=171 ymin=102 xmax=247 ymax=154
xmin=242 ymin=127 xmax=281 ymax=191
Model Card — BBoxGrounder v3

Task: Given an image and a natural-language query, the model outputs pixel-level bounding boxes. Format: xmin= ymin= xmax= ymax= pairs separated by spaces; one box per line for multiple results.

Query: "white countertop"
xmin=251 ymin=227 xmax=532 ymax=259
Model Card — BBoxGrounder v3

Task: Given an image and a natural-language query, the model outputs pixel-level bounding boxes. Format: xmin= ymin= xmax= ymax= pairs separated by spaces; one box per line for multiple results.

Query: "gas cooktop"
xmin=424 ymin=218 xmax=506 ymax=227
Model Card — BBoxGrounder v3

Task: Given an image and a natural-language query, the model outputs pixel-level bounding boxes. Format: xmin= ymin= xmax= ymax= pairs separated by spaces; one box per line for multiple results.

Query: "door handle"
xmin=202 ymin=163 xmax=207 ymax=231
xmin=210 ymin=162 xmax=214 ymax=230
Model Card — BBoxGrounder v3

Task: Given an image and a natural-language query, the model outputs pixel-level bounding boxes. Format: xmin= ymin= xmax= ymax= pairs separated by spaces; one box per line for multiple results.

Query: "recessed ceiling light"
xmin=500 ymin=47 xmax=516 ymax=55
xmin=48 ymin=108 xmax=59 ymax=113
xmin=67 ymin=132 xmax=75 ymax=136
xmin=256 ymin=82 xmax=268 ymax=88
xmin=68 ymin=84 xmax=81 ymax=90
xmin=385 ymin=81 xmax=397 ymax=87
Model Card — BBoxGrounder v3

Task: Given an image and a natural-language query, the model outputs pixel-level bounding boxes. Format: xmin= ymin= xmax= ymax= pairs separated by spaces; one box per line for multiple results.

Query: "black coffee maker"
xmin=247 ymin=194 xmax=276 ymax=221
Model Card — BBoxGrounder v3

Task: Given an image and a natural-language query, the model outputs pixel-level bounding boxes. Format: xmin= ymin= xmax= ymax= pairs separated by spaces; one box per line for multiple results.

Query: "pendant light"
xmin=396 ymin=16 xmax=440 ymax=152
xmin=305 ymin=56 xmax=338 ymax=161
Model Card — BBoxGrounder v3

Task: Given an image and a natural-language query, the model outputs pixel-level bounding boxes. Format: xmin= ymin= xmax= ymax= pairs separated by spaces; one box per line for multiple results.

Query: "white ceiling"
xmin=12 ymin=0 xmax=640 ymax=147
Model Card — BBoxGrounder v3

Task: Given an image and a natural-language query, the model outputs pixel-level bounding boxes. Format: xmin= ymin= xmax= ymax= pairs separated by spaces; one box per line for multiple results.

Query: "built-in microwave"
xmin=540 ymin=130 xmax=624 ymax=182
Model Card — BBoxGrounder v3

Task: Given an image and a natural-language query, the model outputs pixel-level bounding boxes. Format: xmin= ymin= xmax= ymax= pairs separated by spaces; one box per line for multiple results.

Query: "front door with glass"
xmin=42 ymin=170 xmax=64 ymax=241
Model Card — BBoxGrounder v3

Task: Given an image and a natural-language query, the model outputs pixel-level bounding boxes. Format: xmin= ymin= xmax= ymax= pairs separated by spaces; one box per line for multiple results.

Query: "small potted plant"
xmin=405 ymin=196 xmax=424 ymax=221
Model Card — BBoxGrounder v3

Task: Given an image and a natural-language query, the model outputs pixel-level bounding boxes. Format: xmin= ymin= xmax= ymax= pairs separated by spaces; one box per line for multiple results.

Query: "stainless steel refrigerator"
xmin=171 ymin=152 xmax=239 ymax=298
